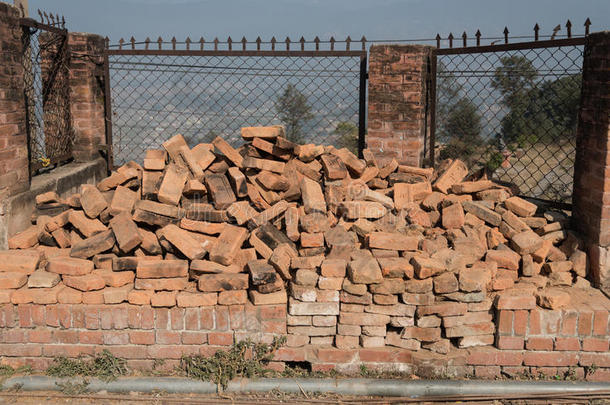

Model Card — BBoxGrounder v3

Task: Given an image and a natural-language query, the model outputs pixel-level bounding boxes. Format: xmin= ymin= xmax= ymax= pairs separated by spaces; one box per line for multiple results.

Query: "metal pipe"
xmin=3 ymin=376 xmax=609 ymax=397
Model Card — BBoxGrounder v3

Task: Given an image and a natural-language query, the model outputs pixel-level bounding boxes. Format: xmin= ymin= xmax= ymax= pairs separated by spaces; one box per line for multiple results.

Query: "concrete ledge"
xmin=0 ymin=158 xmax=107 ymax=249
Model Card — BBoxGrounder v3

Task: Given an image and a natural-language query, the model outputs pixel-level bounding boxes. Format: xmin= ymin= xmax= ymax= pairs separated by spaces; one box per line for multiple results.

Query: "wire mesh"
xmin=108 ymin=53 xmax=363 ymax=166
xmin=434 ymin=44 xmax=583 ymax=205
xmin=21 ymin=25 xmax=72 ymax=172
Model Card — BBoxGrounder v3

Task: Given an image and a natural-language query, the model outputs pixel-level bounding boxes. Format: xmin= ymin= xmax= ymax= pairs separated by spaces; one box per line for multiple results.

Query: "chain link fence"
xmin=433 ymin=43 xmax=583 ymax=205
xmin=21 ymin=22 xmax=72 ymax=173
xmin=108 ymin=52 xmax=364 ymax=165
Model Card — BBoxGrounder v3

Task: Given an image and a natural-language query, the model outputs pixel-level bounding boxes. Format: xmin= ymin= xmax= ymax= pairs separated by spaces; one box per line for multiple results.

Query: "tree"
xmin=333 ymin=121 xmax=359 ymax=154
xmin=438 ymin=97 xmax=483 ymax=165
xmin=436 ymin=62 xmax=483 ymax=165
xmin=274 ymin=84 xmax=313 ymax=144
xmin=491 ymin=56 xmax=580 ymax=147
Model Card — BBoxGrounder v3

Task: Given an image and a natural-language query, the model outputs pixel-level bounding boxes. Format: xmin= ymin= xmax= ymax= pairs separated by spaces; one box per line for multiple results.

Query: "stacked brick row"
xmin=0 ymin=125 xmax=600 ymax=354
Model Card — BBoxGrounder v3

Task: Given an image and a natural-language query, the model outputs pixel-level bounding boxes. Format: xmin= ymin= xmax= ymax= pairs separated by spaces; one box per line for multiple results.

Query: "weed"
xmin=584 ymin=363 xmax=598 ymax=379
xmin=56 ymin=379 xmax=90 ymax=395
xmin=181 ymin=336 xmax=286 ymax=391
xmin=46 ymin=350 xmax=128 ymax=382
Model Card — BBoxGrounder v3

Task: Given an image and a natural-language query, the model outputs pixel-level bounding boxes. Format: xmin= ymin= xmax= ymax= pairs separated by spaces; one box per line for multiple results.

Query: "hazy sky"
xmin=24 ymin=0 xmax=608 ymax=47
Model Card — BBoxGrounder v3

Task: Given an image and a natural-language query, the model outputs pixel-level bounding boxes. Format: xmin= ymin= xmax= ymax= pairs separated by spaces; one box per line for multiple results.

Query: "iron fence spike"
xmin=330 ymin=36 xmax=335 ymax=51
xmin=584 ymin=17 xmax=591 ymax=35
xmin=314 ymin=36 xmax=320 ymax=51
xmin=566 ymin=19 xmax=572 ymax=38
xmin=436 ymin=33 xmax=441 ymax=48
xmin=130 ymin=36 xmax=136 ymax=50
xmin=199 ymin=37 xmax=205 ymax=50
xmin=185 ymin=37 xmax=191 ymax=50
xmin=346 ymin=36 xmax=351 ymax=50
xmin=534 ymin=23 xmax=539 ymax=41
xmin=285 ymin=36 xmax=290 ymax=51
xmin=37 ymin=9 xmax=43 ymax=23
xmin=144 ymin=37 xmax=150 ymax=50
xmin=157 ymin=36 xmax=163 ymax=50
xmin=361 ymin=35 xmax=366 ymax=51
xmin=503 ymin=26 xmax=509 ymax=44
xmin=242 ymin=36 xmax=247 ymax=51
xmin=462 ymin=31 xmax=467 ymax=47
xmin=256 ymin=36 xmax=261 ymax=51
xmin=448 ymin=32 xmax=453 ymax=48
xmin=475 ymin=29 xmax=481 ymax=46
xmin=300 ymin=36 xmax=305 ymax=51
xmin=118 ymin=37 xmax=124 ymax=50
xmin=271 ymin=36 xmax=276 ymax=51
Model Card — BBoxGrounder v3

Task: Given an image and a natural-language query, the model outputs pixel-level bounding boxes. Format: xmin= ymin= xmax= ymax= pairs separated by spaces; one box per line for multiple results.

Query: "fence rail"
xmin=20 ymin=15 xmax=72 ymax=174
xmin=104 ymin=37 xmax=367 ymax=166
xmin=429 ymin=33 xmax=585 ymax=207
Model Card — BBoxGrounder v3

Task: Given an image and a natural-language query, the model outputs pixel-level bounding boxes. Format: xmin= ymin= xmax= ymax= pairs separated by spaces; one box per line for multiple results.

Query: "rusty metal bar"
xmin=357 ymin=55 xmax=367 ymax=158
xmin=435 ymin=36 xmax=585 ymax=55
xmin=105 ymin=49 xmax=366 ymax=57
xmin=428 ymin=51 xmax=437 ymax=168
xmin=102 ymin=50 xmax=114 ymax=173
xmin=19 ymin=17 xmax=66 ymax=34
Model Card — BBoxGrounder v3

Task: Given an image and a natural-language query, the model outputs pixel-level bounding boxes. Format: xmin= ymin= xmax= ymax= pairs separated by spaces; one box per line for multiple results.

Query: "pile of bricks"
xmin=0 ymin=125 xmax=596 ymax=352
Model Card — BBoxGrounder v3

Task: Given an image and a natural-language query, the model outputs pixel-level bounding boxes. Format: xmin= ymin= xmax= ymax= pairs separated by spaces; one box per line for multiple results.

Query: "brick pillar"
xmin=367 ymin=45 xmax=433 ymax=167
xmin=0 ymin=3 xmax=29 ymax=197
xmin=572 ymin=31 xmax=610 ymax=296
xmin=67 ymin=32 xmax=106 ymax=162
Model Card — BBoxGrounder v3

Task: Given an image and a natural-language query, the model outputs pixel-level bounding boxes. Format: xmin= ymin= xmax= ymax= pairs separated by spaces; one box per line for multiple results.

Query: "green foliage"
xmin=491 ymin=56 xmax=581 ymax=147
xmin=181 ymin=336 xmax=286 ymax=391
xmin=436 ymin=63 xmax=484 ymax=166
xmin=55 ymin=379 xmax=90 ymax=395
xmin=275 ymin=84 xmax=313 ymax=144
xmin=46 ymin=350 xmax=128 ymax=382
xmin=333 ymin=121 xmax=359 ymax=154
xmin=438 ymin=97 xmax=483 ymax=165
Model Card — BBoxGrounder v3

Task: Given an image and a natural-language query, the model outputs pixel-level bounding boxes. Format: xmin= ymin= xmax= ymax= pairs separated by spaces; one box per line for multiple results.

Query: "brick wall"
xmin=367 ymin=45 xmax=433 ymax=167
xmin=572 ymin=31 xmax=610 ymax=296
xmin=67 ymin=32 xmax=106 ymax=163
xmin=0 ymin=3 xmax=29 ymax=197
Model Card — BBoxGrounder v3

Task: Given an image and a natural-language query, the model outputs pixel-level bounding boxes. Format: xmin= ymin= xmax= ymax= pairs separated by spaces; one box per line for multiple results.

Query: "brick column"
xmin=0 ymin=3 xmax=29 ymax=197
xmin=367 ymin=45 xmax=433 ymax=167
xmin=572 ymin=31 xmax=610 ymax=296
xmin=67 ymin=32 xmax=106 ymax=162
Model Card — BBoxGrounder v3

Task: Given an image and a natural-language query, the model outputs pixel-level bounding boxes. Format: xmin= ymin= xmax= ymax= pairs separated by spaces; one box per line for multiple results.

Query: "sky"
xmin=23 ymin=0 xmax=609 ymax=47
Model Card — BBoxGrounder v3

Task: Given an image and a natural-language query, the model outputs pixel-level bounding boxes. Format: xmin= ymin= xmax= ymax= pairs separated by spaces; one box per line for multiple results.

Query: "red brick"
xmin=154 ymin=308 xmax=169 ymax=329
xmin=496 ymin=336 xmax=524 ymax=350
xmin=79 ymin=330 xmax=103 ymax=344
xmin=54 ymin=330 xmax=78 ymax=344
xmin=497 ymin=310 xmax=513 ymax=335
xmin=359 ymin=348 xmax=412 ymax=363
xmin=578 ymin=311 xmax=593 ymax=336
xmin=467 ymin=348 xmax=524 ymax=366
xmin=513 ymin=310 xmax=528 ymax=336
xmin=560 ymin=311 xmax=578 ymax=336
xmin=260 ymin=304 xmax=286 ymax=320
xmin=184 ymin=307 xmax=199 ymax=330
xmin=526 ymin=337 xmax=554 ymax=351
xmin=592 ymin=310 xmax=609 ymax=336
xmin=494 ymin=294 xmax=535 ymax=310
xmin=529 ymin=309 xmax=542 ymax=335
xmin=29 ymin=329 xmax=52 ymax=343
xmin=176 ymin=292 xmax=217 ymax=307
xmin=523 ymin=352 xmax=578 ymax=367
xmin=580 ymin=352 xmax=610 ymax=367
xmin=215 ymin=306 xmax=229 ymax=330
xmin=182 ymin=331 xmax=207 ymax=345
xmin=582 ymin=337 xmax=609 ymax=352
xmin=156 ymin=330 xmax=181 ymax=345
xmin=151 ymin=291 xmax=177 ymax=307
xmin=315 ymin=348 xmax=356 ymax=363
xmin=554 ymin=337 xmax=581 ymax=351
xmin=208 ymin=332 xmax=233 ymax=346
xmin=475 ymin=365 xmax=501 ymax=379
xmin=200 ymin=307 xmax=214 ymax=329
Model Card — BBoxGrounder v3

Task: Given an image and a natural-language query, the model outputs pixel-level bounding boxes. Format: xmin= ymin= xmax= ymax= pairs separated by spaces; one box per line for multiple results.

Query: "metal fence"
xmin=20 ymin=14 xmax=72 ymax=174
xmin=430 ymin=27 xmax=587 ymax=207
xmin=106 ymin=38 xmax=367 ymax=166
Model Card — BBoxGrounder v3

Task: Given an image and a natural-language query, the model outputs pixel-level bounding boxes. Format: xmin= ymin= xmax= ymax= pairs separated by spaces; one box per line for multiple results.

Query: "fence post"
xmin=67 ymin=32 xmax=107 ymax=163
xmin=572 ymin=31 xmax=610 ymax=296
xmin=366 ymin=44 xmax=434 ymax=167
xmin=0 ymin=3 xmax=29 ymax=197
